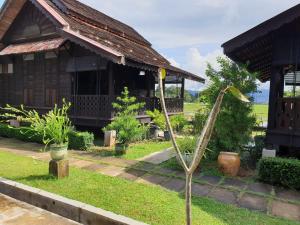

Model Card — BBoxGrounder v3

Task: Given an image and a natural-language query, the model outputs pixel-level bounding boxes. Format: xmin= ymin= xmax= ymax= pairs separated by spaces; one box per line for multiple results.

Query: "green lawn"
xmin=92 ymin=140 xmax=171 ymax=160
xmin=0 ymin=151 xmax=298 ymax=225
xmin=253 ymin=104 xmax=269 ymax=123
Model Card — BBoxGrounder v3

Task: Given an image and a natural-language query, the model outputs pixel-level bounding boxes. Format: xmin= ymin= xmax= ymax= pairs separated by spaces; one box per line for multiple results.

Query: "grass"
xmin=91 ymin=140 xmax=171 ymax=160
xmin=185 ymin=102 xmax=269 ymax=123
xmin=0 ymin=151 xmax=298 ymax=225
xmin=160 ymin=157 xmax=223 ymax=177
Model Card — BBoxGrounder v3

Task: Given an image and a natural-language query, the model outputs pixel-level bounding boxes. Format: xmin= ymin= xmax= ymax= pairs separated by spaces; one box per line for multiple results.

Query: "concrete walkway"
xmin=0 ymin=137 xmax=300 ymax=222
xmin=0 ymin=194 xmax=80 ymax=225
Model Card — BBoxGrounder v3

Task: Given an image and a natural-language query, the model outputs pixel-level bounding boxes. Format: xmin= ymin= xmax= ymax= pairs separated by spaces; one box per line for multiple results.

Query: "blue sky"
xmin=1 ymin=0 xmax=299 ymax=90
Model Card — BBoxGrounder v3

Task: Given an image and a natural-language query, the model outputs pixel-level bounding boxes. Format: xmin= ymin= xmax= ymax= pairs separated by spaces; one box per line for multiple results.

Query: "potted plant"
xmin=146 ymin=109 xmax=169 ymax=140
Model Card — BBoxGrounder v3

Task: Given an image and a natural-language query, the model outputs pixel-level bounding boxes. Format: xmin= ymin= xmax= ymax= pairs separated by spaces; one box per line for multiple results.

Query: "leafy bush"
xmin=177 ymin=137 xmax=197 ymax=154
xmin=104 ymin=87 xmax=146 ymax=145
xmin=170 ymin=115 xmax=188 ymax=133
xmin=193 ymin=107 xmax=209 ymax=134
xmin=68 ymin=131 xmax=94 ymax=151
xmin=258 ymin=157 xmax=300 ymax=189
xmin=146 ymin=109 xmax=166 ymax=130
xmin=200 ymin=57 xmax=257 ymax=155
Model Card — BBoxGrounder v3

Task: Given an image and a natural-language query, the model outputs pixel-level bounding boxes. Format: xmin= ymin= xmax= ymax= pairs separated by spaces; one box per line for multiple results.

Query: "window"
xmin=0 ymin=63 xmax=13 ymax=74
xmin=24 ymin=89 xmax=33 ymax=106
xmin=45 ymin=88 xmax=57 ymax=107
xmin=45 ymin=52 xmax=57 ymax=59
xmin=23 ymin=54 xmax=34 ymax=61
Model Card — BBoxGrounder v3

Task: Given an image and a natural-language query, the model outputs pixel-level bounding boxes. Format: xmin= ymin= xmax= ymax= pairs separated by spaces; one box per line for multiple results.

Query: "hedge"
xmin=0 ymin=123 xmax=94 ymax=151
xmin=258 ymin=157 xmax=300 ymax=189
xmin=68 ymin=131 xmax=94 ymax=151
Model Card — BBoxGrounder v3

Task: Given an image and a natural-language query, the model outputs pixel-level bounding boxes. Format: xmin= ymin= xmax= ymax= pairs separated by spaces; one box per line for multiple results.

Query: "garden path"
xmin=0 ymin=137 xmax=299 ymax=222
xmin=0 ymin=193 xmax=80 ymax=225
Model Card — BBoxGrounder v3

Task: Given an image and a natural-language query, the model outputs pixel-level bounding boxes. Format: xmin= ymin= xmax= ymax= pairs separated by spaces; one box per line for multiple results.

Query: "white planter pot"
xmin=50 ymin=143 xmax=68 ymax=161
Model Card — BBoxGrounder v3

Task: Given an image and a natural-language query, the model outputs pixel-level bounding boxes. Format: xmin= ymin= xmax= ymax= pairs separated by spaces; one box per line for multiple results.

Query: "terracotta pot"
xmin=50 ymin=143 xmax=68 ymax=161
xmin=218 ymin=152 xmax=240 ymax=177
xmin=115 ymin=144 xmax=128 ymax=155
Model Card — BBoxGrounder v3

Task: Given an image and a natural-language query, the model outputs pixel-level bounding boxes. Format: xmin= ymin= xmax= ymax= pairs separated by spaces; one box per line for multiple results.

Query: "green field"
xmin=184 ymin=103 xmax=269 ymax=122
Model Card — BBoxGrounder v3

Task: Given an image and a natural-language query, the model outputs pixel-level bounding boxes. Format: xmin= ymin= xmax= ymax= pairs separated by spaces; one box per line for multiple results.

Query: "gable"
xmin=3 ymin=1 xmax=57 ymax=43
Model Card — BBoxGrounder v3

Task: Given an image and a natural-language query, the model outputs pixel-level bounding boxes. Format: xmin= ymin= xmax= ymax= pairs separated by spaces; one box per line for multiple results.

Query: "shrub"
xmin=193 ymin=107 xmax=209 ymax=134
xmin=103 ymin=87 xmax=146 ymax=145
xmin=68 ymin=131 xmax=94 ymax=151
xmin=177 ymin=137 xmax=197 ymax=154
xmin=258 ymin=157 xmax=300 ymax=189
xmin=170 ymin=115 xmax=188 ymax=133
xmin=146 ymin=109 xmax=166 ymax=130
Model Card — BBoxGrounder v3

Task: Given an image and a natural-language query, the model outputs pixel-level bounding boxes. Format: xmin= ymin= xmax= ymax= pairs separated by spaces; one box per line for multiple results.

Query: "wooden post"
xmin=108 ymin=62 xmax=115 ymax=118
xmin=181 ymin=78 xmax=185 ymax=99
xmin=267 ymin=66 xmax=283 ymax=130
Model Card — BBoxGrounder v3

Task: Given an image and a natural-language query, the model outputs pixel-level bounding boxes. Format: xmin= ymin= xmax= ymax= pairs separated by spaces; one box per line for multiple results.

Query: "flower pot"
xmin=164 ymin=131 xmax=170 ymax=141
xmin=115 ymin=144 xmax=128 ymax=155
xmin=176 ymin=152 xmax=193 ymax=167
xmin=218 ymin=152 xmax=241 ymax=177
xmin=50 ymin=143 xmax=68 ymax=161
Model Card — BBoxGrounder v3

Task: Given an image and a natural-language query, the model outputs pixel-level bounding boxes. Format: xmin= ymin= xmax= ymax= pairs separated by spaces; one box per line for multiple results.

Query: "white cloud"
xmin=167 ymin=58 xmax=181 ymax=68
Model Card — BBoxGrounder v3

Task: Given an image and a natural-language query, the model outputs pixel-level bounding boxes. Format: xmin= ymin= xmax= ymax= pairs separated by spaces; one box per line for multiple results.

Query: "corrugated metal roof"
xmin=0 ymin=38 xmax=66 ymax=55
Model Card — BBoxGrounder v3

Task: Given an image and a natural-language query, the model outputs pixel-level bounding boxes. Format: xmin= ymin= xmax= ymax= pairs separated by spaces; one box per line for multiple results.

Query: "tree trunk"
xmin=185 ymin=173 xmax=193 ymax=225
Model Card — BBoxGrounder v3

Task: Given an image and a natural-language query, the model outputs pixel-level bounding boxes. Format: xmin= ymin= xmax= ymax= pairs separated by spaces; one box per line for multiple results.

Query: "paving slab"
xmin=271 ymin=200 xmax=300 ymax=221
xmin=238 ymin=193 xmax=268 ymax=212
xmin=99 ymin=166 xmax=125 ymax=177
xmin=0 ymin=194 xmax=80 ymax=225
xmin=191 ymin=183 xmax=212 ymax=197
xmin=136 ymin=174 xmax=169 ymax=186
xmin=197 ymin=175 xmax=222 ymax=185
xmin=154 ymin=167 xmax=177 ymax=176
xmin=274 ymin=187 xmax=300 ymax=203
xmin=69 ymin=160 xmax=94 ymax=169
xmin=161 ymin=178 xmax=185 ymax=192
xmin=139 ymin=148 xmax=175 ymax=164
xmin=208 ymin=187 xmax=238 ymax=205
xmin=133 ymin=162 xmax=157 ymax=171
xmin=82 ymin=163 xmax=108 ymax=172
xmin=246 ymin=182 xmax=273 ymax=195
xmin=117 ymin=169 xmax=147 ymax=181
xmin=221 ymin=178 xmax=248 ymax=190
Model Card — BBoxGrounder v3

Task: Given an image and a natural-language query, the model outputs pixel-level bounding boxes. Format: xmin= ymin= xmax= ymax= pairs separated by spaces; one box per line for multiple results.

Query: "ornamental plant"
xmin=146 ymin=109 xmax=166 ymax=130
xmin=2 ymin=99 xmax=73 ymax=147
xmin=103 ymin=87 xmax=146 ymax=146
xmin=158 ymin=67 xmax=250 ymax=225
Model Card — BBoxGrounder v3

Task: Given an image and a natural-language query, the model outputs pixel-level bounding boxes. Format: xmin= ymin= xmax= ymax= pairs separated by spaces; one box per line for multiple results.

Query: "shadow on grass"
xmin=15 ymin=174 xmax=57 ymax=182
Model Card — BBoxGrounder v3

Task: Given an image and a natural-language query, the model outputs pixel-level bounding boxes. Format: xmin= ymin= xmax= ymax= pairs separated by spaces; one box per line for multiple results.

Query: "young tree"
xmin=202 ymin=57 xmax=258 ymax=155
xmin=158 ymin=67 xmax=249 ymax=225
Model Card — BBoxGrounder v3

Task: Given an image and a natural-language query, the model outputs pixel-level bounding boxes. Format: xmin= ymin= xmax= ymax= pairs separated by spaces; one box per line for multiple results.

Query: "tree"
xmin=202 ymin=57 xmax=258 ymax=155
xmin=158 ymin=67 xmax=250 ymax=225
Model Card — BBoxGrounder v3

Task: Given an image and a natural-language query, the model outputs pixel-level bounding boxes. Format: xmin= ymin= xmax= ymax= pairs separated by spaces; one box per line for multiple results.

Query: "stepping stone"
xmin=154 ymin=167 xmax=177 ymax=176
xmin=136 ymin=174 xmax=168 ymax=185
xmin=274 ymin=187 xmax=300 ymax=203
xmin=118 ymin=169 xmax=147 ymax=181
xmin=238 ymin=193 xmax=268 ymax=212
xmin=208 ymin=187 xmax=238 ymax=205
xmin=69 ymin=160 xmax=94 ymax=169
xmin=174 ymin=170 xmax=186 ymax=178
xmin=134 ymin=162 xmax=157 ymax=171
xmin=139 ymin=148 xmax=175 ymax=164
xmin=161 ymin=178 xmax=185 ymax=192
xmin=222 ymin=178 xmax=247 ymax=190
xmin=198 ymin=175 xmax=221 ymax=185
xmin=246 ymin=182 xmax=273 ymax=195
xmin=83 ymin=163 xmax=108 ymax=172
xmin=99 ymin=166 xmax=125 ymax=177
xmin=271 ymin=200 xmax=300 ymax=221
xmin=191 ymin=183 xmax=212 ymax=197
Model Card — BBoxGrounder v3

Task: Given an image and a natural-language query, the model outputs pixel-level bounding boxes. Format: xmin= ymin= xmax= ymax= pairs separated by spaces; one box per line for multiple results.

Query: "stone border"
xmin=0 ymin=177 xmax=147 ymax=225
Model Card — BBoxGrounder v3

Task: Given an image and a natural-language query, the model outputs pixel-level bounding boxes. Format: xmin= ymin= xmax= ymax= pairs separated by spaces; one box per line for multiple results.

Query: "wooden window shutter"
xmin=45 ymin=89 xmax=57 ymax=107
xmin=24 ymin=89 xmax=33 ymax=106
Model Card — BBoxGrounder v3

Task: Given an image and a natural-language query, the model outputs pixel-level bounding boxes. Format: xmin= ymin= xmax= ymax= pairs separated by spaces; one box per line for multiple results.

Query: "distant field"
xmin=184 ymin=103 xmax=269 ymax=122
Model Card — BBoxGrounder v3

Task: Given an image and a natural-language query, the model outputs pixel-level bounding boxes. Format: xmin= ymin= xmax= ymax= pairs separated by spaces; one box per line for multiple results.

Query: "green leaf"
xmin=228 ymin=86 xmax=250 ymax=103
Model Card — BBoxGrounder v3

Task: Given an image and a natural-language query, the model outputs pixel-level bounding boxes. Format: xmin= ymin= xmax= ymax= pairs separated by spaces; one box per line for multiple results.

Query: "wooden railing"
xmin=276 ymin=98 xmax=300 ymax=131
xmin=69 ymin=95 xmax=184 ymax=119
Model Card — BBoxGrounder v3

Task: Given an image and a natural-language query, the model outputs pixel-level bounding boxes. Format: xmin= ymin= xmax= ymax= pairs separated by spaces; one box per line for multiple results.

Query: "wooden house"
xmin=0 ymin=0 xmax=204 ymax=127
xmin=222 ymin=4 xmax=300 ymax=152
